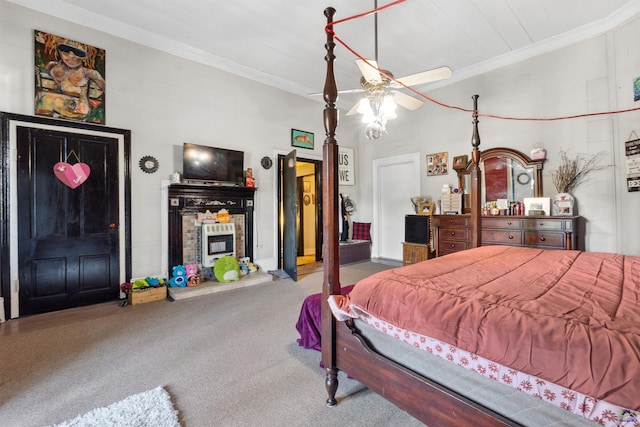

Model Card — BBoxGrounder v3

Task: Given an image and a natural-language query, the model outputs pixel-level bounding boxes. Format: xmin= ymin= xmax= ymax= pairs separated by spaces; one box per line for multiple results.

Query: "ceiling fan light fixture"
xmin=381 ymin=95 xmax=397 ymax=118
xmin=357 ymin=97 xmax=373 ymax=115
xmin=362 ymin=112 xmax=376 ymax=124
xmin=365 ymin=120 xmax=385 ymax=140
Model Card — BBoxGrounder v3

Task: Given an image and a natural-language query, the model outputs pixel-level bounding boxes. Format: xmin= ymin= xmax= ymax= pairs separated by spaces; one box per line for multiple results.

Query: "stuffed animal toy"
xmin=169 ymin=265 xmax=187 ymax=287
xmin=247 ymin=262 xmax=258 ymax=273
xmin=133 ymin=279 xmax=150 ymax=290
xmin=145 ymin=277 xmax=162 ymax=287
xmin=185 ymin=263 xmax=198 ymax=279
xmin=238 ymin=260 xmax=249 ymax=276
xmin=187 ymin=275 xmax=201 ymax=287
xmin=213 ymin=256 xmax=240 ymax=283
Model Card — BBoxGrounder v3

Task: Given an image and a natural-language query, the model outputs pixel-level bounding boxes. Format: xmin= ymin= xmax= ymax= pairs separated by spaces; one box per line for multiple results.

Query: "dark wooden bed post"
xmin=469 ymin=95 xmax=482 ymax=248
xmin=320 ymin=6 xmax=341 ymax=407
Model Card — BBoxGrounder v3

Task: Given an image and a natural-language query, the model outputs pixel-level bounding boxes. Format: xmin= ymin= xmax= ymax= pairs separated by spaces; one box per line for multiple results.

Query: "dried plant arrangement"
xmin=551 ymin=151 xmax=606 ymax=194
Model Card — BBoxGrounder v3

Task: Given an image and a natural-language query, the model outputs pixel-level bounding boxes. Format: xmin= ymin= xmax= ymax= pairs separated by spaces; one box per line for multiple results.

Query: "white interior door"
xmin=372 ymin=153 xmax=421 ymax=260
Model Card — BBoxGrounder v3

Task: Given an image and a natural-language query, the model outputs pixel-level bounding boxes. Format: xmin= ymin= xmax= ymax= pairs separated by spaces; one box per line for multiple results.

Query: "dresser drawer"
xmin=524 ymin=231 xmax=565 ymax=248
xmin=440 ymin=227 xmax=468 ymax=241
xmin=482 ymin=229 xmax=523 ymax=245
xmin=436 ymin=216 xmax=469 ymax=227
xmin=522 ymin=219 xmax=564 ymax=231
xmin=483 ymin=217 xmax=522 ymax=229
xmin=438 ymin=240 xmax=469 ymax=255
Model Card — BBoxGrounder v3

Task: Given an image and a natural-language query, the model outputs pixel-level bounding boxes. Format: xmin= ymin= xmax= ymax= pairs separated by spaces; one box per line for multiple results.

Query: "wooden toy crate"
xmin=127 ymin=286 xmax=167 ymax=305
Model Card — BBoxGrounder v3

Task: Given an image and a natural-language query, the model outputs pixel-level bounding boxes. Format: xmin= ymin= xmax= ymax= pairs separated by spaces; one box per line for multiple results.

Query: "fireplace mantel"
xmin=167 ymin=184 xmax=256 ymax=269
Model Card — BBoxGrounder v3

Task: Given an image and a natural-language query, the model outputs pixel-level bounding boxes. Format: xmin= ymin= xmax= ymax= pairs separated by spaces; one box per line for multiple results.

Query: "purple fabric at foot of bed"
xmin=296 ymin=284 xmax=355 ymax=351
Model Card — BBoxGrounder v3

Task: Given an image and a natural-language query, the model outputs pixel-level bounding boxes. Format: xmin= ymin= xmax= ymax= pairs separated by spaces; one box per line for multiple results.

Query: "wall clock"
xmin=261 ymin=156 xmax=273 ymax=170
xmin=139 ymin=156 xmax=159 ymax=174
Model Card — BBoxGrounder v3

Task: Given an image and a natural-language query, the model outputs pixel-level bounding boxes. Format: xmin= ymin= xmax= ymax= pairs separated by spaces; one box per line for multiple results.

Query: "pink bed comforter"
xmin=344 ymin=245 xmax=640 ymax=410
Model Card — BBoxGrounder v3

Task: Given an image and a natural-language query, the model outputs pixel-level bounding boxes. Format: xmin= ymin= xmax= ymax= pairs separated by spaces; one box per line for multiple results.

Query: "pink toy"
xmin=185 ymin=263 xmax=198 ymax=278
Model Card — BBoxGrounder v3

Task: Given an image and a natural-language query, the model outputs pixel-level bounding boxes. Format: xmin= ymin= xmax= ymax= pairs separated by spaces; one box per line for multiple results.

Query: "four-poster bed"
xmin=320 ymin=7 xmax=638 ymax=426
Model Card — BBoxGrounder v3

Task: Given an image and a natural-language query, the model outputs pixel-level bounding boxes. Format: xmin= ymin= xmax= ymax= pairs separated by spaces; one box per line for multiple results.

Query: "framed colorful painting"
xmin=34 ymin=30 xmax=106 ymax=124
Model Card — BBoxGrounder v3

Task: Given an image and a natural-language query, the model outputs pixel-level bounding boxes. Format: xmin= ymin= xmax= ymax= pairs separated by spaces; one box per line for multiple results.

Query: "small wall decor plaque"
xmin=452 ymin=155 xmax=468 ymax=170
xmin=338 ymin=146 xmax=355 ymax=185
xmin=426 ymin=152 xmax=448 ymax=176
xmin=53 ymin=150 xmax=91 ymax=189
xmin=291 ymin=129 xmax=314 ymax=149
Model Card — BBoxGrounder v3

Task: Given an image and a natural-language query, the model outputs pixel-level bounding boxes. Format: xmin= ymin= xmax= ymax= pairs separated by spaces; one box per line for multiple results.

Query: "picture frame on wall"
xmin=426 ymin=152 xmax=448 ymax=176
xmin=291 ymin=129 xmax=314 ymax=149
xmin=453 ymin=155 xmax=468 ymax=170
xmin=34 ymin=30 xmax=106 ymax=124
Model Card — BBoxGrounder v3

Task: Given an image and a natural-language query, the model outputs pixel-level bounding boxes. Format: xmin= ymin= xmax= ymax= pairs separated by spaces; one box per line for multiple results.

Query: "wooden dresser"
xmin=433 ymin=214 xmax=583 ymax=257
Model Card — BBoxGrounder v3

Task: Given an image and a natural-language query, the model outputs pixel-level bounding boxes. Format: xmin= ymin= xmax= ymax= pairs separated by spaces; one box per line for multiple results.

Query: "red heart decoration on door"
xmin=53 ymin=162 xmax=91 ymax=189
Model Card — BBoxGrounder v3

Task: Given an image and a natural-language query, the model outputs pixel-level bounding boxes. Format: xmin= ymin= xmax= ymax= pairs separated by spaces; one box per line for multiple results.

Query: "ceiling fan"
xmin=344 ymin=1 xmax=452 ymax=139
xmin=343 ymin=59 xmax=452 ymax=115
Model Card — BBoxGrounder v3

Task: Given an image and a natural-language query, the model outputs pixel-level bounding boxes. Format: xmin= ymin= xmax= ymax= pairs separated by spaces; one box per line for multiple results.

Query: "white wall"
xmin=352 ymin=13 xmax=640 ymax=256
xmin=0 ymin=1 xmax=327 ymax=277
xmin=2 ymin=0 xmax=639 ymax=286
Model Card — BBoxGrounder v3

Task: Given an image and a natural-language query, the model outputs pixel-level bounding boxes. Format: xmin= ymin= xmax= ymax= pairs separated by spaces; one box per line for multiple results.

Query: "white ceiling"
xmin=11 ymin=0 xmax=640 ymax=109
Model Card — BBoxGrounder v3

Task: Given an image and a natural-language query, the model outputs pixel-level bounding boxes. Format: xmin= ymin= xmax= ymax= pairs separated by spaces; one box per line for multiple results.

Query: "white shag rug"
xmin=49 ymin=387 xmax=180 ymax=427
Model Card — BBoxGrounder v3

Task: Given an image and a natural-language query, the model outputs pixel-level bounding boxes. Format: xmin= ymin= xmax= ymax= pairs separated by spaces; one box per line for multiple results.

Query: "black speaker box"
xmin=405 ymin=214 xmax=430 ymax=244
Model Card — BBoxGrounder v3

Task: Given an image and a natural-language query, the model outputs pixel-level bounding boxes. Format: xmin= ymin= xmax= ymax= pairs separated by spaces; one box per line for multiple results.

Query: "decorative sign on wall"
xmin=625 ymin=131 xmax=640 ymax=192
xmin=338 ymin=146 xmax=355 ymax=185
xmin=426 ymin=152 xmax=448 ymax=176
xmin=34 ymin=30 xmax=106 ymax=124
xmin=291 ymin=129 xmax=314 ymax=149
xmin=53 ymin=150 xmax=91 ymax=189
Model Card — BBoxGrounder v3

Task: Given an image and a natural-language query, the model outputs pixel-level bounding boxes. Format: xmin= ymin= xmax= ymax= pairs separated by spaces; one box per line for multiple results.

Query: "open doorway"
xmin=278 ymin=153 xmax=322 ymax=280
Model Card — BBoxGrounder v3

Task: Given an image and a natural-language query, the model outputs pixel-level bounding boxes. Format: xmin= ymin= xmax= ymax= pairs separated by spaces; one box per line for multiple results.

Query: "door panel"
xmin=373 ymin=154 xmax=421 ymax=260
xmin=17 ymin=127 xmax=120 ymax=315
xmin=282 ymin=150 xmax=297 ymax=281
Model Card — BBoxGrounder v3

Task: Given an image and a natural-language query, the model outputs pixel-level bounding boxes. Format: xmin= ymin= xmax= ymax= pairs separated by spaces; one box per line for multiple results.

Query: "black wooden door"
xmin=282 ymin=149 xmax=297 ymax=281
xmin=17 ymin=127 xmax=120 ymax=315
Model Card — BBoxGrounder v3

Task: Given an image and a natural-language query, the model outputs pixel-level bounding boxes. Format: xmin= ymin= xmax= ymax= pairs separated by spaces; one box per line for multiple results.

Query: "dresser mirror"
xmin=457 ymin=147 xmax=545 ymax=211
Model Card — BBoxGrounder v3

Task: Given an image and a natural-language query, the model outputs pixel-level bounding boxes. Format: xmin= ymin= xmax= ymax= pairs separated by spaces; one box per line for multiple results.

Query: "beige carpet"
xmin=1 ymin=260 xmax=424 ymax=427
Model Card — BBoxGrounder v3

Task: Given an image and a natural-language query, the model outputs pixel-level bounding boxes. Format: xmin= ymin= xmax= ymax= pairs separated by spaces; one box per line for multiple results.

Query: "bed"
xmin=319 ymin=7 xmax=639 ymax=426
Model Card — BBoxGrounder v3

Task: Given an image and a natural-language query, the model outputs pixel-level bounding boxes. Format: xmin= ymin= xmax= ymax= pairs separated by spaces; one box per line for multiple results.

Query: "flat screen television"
xmin=182 ymin=143 xmax=244 ymax=185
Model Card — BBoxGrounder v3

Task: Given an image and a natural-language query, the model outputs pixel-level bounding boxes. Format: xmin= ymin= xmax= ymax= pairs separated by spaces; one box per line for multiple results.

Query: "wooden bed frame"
xmin=320 ymin=7 xmax=518 ymax=426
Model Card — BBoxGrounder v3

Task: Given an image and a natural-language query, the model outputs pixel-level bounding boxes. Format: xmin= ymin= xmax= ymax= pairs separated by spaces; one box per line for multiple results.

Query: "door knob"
xmin=109 ymin=223 xmax=118 ymax=230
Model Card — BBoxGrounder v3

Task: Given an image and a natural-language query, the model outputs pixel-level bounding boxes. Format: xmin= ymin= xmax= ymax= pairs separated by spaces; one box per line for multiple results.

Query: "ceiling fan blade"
xmin=307 ymin=87 xmax=364 ymax=96
xmin=356 ymin=59 xmax=381 ymax=83
xmin=393 ymin=66 xmax=452 ymax=88
xmin=346 ymin=100 xmax=362 ymax=116
xmin=391 ymin=90 xmax=423 ymax=110
xmin=337 ymin=88 xmax=366 ymax=94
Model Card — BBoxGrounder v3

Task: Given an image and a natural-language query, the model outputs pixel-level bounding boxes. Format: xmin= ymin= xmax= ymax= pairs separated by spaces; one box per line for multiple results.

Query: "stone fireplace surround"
xmin=166 ymin=183 xmax=256 ymax=272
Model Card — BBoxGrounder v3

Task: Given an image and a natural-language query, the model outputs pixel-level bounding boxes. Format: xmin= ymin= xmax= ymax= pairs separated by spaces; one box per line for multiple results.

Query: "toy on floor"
xmin=238 ymin=257 xmax=259 ymax=275
xmin=184 ymin=263 xmax=201 ymax=287
xmin=120 ymin=277 xmax=166 ymax=307
xmin=185 ymin=263 xmax=198 ymax=278
xmin=214 ymin=256 xmax=240 ymax=283
xmin=169 ymin=265 xmax=187 ymax=287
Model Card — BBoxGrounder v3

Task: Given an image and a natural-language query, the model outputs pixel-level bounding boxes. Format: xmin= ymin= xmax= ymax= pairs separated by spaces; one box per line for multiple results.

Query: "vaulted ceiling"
xmin=11 ymin=0 xmax=640 ymax=110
